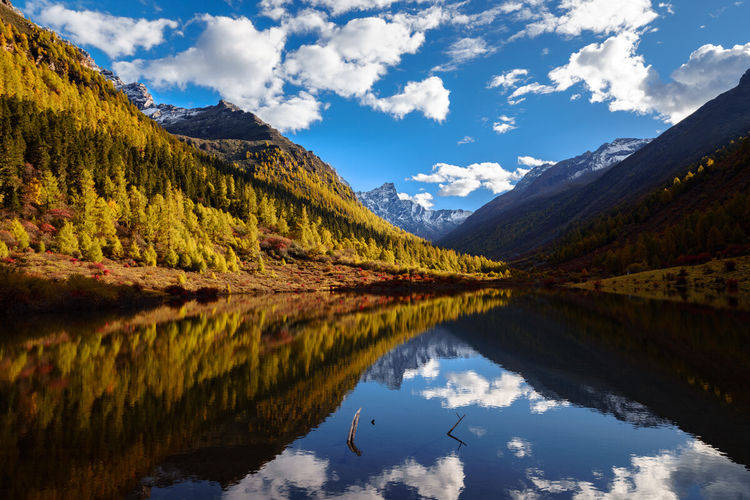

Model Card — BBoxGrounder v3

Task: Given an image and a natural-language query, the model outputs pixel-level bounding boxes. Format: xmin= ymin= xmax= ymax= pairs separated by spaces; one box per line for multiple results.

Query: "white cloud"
xmin=27 ymin=2 xmax=177 ymax=58
xmin=518 ymin=155 xmax=554 ymax=167
xmin=398 ymin=191 xmax=435 ymax=210
xmin=284 ymin=16 xmax=426 ymax=98
xmin=544 ymin=33 xmax=750 ymax=123
xmin=507 ymin=437 xmax=532 ymax=458
xmin=457 ymin=136 xmax=475 ymax=145
xmin=259 ymin=0 xmax=291 ymax=20
xmin=513 ymin=0 xmax=658 ymax=39
xmin=281 ymin=9 xmax=334 ymax=35
xmin=493 ymin=115 xmax=517 ymax=134
xmin=113 ymin=15 xmax=322 ymax=129
xmin=255 ymin=92 xmax=324 ymax=132
xmin=102 ymin=4 xmax=450 ymax=131
xmin=434 ymin=37 xmax=492 ymax=72
xmin=489 ymin=68 xmax=529 ymax=90
xmin=308 ymin=0 xmax=432 ymax=16
xmin=411 ymin=162 xmax=528 ymax=197
xmin=508 ymin=81 xmax=556 ymax=102
xmin=365 ymin=76 xmax=450 ymax=121
xmin=649 ymin=41 xmax=750 ymax=122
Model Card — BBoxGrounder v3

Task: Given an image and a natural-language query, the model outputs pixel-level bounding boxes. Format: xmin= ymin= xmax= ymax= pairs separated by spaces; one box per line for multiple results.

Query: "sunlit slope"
xmin=0 ymin=3 xmax=505 ymax=274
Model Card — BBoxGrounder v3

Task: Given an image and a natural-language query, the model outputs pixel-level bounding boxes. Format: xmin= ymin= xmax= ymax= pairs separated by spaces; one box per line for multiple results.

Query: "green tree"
xmin=55 ymin=222 xmax=79 ymax=255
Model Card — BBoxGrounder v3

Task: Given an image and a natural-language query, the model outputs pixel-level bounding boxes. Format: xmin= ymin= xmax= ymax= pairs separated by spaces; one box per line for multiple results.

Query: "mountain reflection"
xmin=1 ymin=288 xmax=749 ymax=498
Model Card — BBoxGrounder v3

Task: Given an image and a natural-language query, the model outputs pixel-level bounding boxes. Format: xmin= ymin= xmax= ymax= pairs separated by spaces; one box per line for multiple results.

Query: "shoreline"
xmin=0 ymin=250 xmax=510 ymax=315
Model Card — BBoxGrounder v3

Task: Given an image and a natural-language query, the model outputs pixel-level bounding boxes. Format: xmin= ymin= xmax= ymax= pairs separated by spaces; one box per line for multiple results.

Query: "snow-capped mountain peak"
xmin=357 ymin=183 xmax=471 ymax=241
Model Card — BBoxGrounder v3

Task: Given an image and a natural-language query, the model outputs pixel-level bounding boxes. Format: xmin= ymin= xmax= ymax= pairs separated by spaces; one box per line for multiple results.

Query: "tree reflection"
xmin=0 ymin=290 xmax=511 ymax=498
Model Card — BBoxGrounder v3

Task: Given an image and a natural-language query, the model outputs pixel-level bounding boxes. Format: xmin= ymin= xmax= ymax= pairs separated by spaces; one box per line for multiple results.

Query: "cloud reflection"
xmin=403 ymin=358 xmax=440 ymax=380
xmin=509 ymin=440 xmax=750 ymax=499
xmin=225 ymin=449 xmax=464 ymax=500
xmin=420 ymin=370 xmax=568 ymax=413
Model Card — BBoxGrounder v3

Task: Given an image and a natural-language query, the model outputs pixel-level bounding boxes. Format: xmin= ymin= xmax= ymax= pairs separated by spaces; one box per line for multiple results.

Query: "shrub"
xmin=0 ymin=240 xmax=9 ymax=259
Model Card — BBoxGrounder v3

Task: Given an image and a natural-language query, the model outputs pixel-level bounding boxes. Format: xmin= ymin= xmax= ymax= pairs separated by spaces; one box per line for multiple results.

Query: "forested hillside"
xmin=443 ymin=68 xmax=750 ymax=260
xmin=548 ymin=134 xmax=750 ymax=274
xmin=0 ymin=4 xmax=505 ymax=277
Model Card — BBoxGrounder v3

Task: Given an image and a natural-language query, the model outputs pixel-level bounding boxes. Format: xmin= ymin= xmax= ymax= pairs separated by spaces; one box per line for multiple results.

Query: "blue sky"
xmin=19 ymin=0 xmax=750 ymax=210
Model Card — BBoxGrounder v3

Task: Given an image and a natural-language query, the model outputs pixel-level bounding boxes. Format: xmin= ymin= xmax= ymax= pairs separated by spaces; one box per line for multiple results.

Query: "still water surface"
xmin=1 ymin=290 xmax=749 ymax=499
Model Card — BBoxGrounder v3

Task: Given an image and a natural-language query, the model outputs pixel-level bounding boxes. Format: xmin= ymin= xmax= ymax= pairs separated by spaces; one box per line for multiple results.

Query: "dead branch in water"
xmin=447 ymin=412 xmax=467 ymax=449
xmin=347 ymin=408 xmax=362 ymax=456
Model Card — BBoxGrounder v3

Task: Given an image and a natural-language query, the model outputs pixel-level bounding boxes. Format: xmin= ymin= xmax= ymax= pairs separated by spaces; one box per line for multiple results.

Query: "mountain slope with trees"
xmin=0 ymin=2 xmax=506 ymax=292
xmin=548 ymin=133 xmax=750 ymax=274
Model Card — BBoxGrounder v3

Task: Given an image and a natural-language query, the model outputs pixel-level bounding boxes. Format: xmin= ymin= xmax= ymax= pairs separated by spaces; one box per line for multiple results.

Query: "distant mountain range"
xmin=442 ymin=69 xmax=750 ymax=259
xmin=356 ymin=183 xmax=471 ymax=240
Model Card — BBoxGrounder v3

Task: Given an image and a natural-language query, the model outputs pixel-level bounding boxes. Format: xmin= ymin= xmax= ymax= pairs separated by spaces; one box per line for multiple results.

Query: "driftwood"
xmin=346 ymin=408 xmax=363 ymax=456
xmin=447 ymin=413 xmax=467 ymax=449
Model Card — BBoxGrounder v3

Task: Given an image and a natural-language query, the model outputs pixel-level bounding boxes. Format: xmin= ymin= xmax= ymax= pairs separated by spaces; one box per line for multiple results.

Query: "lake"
xmin=1 ymin=290 xmax=749 ymax=499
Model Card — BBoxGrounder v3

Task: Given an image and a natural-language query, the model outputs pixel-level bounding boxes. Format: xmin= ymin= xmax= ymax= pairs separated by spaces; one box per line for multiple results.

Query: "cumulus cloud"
xmin=112 ymin=15 xmax=318 ymax=129
xmin=284 ymin=16 xmax=426 ymax=98
xmin=493 ymin=115 xmax=517 ymax=134
xmin=518 ymin=155 xmax=555 ymax=167
xmin=501 ymin=32 xmax=750 ymax=124
xmin=27 ymin=2 xmax=177 ymax=58
xmin=512 ymin=0 xmax=658 ymax=39
xmin=398 ymin=191 xmax=435 ymax=209
xmin=411 ymin=162 xmax=527 ymax=197
xmin=457 ymin=136 xmax=475 ymax=145
xmin=365 ymin=77 xmax=450 ymax=121
xmin=99 ymin=3 xmax=450 ymax=131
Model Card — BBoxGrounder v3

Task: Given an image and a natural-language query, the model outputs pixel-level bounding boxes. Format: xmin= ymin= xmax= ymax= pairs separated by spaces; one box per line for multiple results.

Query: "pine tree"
xmin=9 ymin=219 xmax=29 ymax=249
xmin=143 ymin=245 xmax=157 ymax=267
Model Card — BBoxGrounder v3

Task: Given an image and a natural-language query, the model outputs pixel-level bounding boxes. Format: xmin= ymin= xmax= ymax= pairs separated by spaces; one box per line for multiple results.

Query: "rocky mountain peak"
xmin=217 ymin=99 xmax=241 ymax=111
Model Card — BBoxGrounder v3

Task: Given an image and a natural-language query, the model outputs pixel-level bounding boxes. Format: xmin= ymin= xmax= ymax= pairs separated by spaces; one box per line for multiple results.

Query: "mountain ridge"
xmin=101 ymin=69 xmax=356 ymax=201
